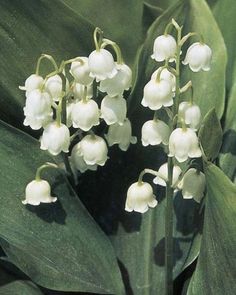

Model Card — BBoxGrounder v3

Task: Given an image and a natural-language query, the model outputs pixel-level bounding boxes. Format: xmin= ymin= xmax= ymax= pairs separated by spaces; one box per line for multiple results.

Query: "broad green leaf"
xmin=0 ymin=120 xmax=124 ymax=294
xmin=187 ymin=164 xmax=236 ymax=295
xmin=0 ymin=0 xmax=94 ymax=127
xmin=181 ymin=0 xmax=227 ymax=118
xmin=199 ymin=108 xmax=223 ymax=161
xmin=0 ymin=281 xmax=43 ymax=295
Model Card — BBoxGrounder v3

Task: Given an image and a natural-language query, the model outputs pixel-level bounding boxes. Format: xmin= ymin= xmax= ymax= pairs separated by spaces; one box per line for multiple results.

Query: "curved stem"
xmin=138 ymin=168 xmax=160 ymax=184
xmin=101 ymin=38 xmax=123 ymax=64
xmin=36 ymin=54 xmax=58 ymax=76
xmin=93 ymin=27 xmax=103 ymax=51
xmin=35 ymin=162 xmax=59 ymax=181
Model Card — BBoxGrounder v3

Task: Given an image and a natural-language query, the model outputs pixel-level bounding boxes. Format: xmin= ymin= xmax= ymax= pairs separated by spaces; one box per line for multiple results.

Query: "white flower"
xmin=66 ymin=101 xmax=75 ymax=128
xmin=125 ymin=181 xmax=158 ymax=213
xmin=169 ymin=128 xmax=202 ymax=162
xmin=151 ymin=68 xmax=176 ymax=91
xmin=44 ymin=74 xmax=62 ymax=101
xmin=101 ymin=95 xmax=127 ymax=125
xmin=178 ymin=102 xmax=201 ymax=130
xmin=70 ymin=57 xmax=93 ymax=85
xmin=141 ymin=119 xmax=170 ymax=146
xmin=20 ymin=74 xmax=44 ymax=95
xmin=70 ymin=143 xmax=98 ymax=173
xmin=23 ymin=89 xmax=52 ymax=130
xmin=78 ymin=135 xmax=108 ymax=166
xmin=71 ymin=99 xmax=100 ymax=131
xmin=105 ymin=118 xmax=137 ymax=151
xmin=151 ymin=34 xmax=177 ymax=62
xmin=183 ymin=42 xmax=212 ymax=72
xmin=178 ymin=168 xmax=206 ymax=202
xmin=40 ymin=122 xmax=70 ymax=155
xmin=153 ymin=163 xmax=182 ymax=187
xmin=99 ymin=63 xmax=132 ymax=96
xmin=88 ymin=48 xmax=117 ymax=81
xmin=22 ymin=179 xmax=57 ymax=206
xmin=141 ymin=79 xmax=173 ymax=110
xmin=72 ymin=82 xmax=93 ymax=100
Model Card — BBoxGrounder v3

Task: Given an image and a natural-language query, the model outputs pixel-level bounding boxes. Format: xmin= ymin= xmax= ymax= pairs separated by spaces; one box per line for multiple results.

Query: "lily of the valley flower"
xmin=72 ymin=82 xmax=93 ymax=100
xmin=70 ymin=57 xmax=93 ymax=85
xmin=178 ymin=102 xmax=201 ymax=130
xmin=45 ymin=74 xmax=62 ymax=101
xmin=22 ymin=179 xmax=57 ymax=206
xmin=40 ymin=122 xmax=70 ymax=155
xmin=141 ymin=79 xmax=173 ymax=110
xmin=78 ymin=135 xmax=108 ymax=166
xmin=88 ymin=48 xmax=117 ymax=81
xmin=100 ymin=95 xmax=127 ymax=125
xmin=105 ymin=118 xmax=137 ymax=151
xmin=141 ymin=119 xmax=170 ymax=146
xmin=71 ymin=99 xmax=100 ymax=131
xmin=153 ymin=162 xmax=182 ymax=187
xmin=178 ymin=168 xmax=206 ymax=202
xmin=125 ymin=181 xmax=158 ymax=213
xmin=99 ymin=63 xmax=132 ymax=96
xmin=151 ymin=34 xmax=177 ymax=62
xmin=21 ymin=74 xmax=44 ymax=96
xmin=169 ymin=128 xmax=202 ymax=162
xmin=151 ymin=68 xmax=176 ymax=92
xmin=183 ymin=42 xmax=212 ymax=72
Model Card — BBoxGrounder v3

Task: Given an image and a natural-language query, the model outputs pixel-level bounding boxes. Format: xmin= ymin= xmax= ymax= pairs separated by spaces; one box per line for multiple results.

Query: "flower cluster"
xmin=21 ymin=28 xmax=136 ymax=205
xmin=125 ymin=19 xmax=210 ymax=213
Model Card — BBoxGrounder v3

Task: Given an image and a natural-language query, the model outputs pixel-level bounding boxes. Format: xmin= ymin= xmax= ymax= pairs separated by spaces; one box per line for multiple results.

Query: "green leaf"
xmin=199 ymin=108 xmax=223 ymax=161
xmin=0 ymin=281 xmax=43 ymax=295
xmin=0 ymin=120 xmax=124 ymax=294
xmin=187 ymin=164 xmax=236 ymax=294
xmin=0 ymin=0 xmax=94 ymax=127
xmin=181 ymin=0 xmax=227 ymax=118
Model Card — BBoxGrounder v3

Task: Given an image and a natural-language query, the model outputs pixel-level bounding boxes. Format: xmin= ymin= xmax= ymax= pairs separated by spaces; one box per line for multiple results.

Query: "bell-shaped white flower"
xmin=40 ymin=122 xmax=70 ymax=155
xmin=153 ymin=163 xmax=182 ymax=187
xmin=105 ymin=118 xmax=137 ymax=151
xmin=66 ymin=101 xmax=75 ymax=128
xmin=183 ymin=42 xmax=212 ymax=72
xmin=23 ymin=89 xmax=52 ymax=130
xmin=141 ymin=79 xmax=173 ymax=110
xmin=88 ymin=48 xmax=117 ymax=81
xmin=178 ymin=168 xmax=206 ymax=203
xmin=141 ymin=119 xmax=170 ymax=146
xmin=101 ymin=95 xmax=127 ymax=125
xmin=22 ymin=179 xmax=57 ymax=206
xmin=125 ymin=181 xmax=158 ymax=213
xmin=70 ymin=143 xmax=98 ymax=173
xmin=71 ymin=99 xmax=100 ymax=131
xmin=70 ymin=57 xmax=93 ymax=85
xmin=99 ymin=63 xmax=132 ymax=96
xmin=178 ymin=102 xmax=201 ymax=130
xmin=169 ymin=128 xmax=202 ymax=162
xmin=151 ymin=34 xmax=177 ymax=62
xmin=151 ymin=68 xmax=176 ymax=91
xmin=44 ymin=74 xmax=62 ymax=101
xmin=72 ymin=82 xmax=93 ymax=100
xmin=20 ymin=74 xmax=44 ymax=96
xmin=78 ymin=135 xmax=108 ymax=166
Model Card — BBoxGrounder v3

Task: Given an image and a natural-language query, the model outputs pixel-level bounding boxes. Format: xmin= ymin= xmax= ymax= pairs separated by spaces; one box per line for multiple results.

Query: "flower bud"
xmin=72 ymin=83 xmax=93 ymax=100
xmin=23 ymin=89 xmax=52 ymax=130
xmin=178 ymin=102 xmax=201 ymax=130
xmin=70 ymin=143 xmax=98 ymax=173
xmin=22 ymin=179 xmax=57 ymax=206
xmin=88 ymin=48 xmax=117 ymax=81
xmin=71 ymin=99 xmax=100 ymax=131
xmin=22 ymin=74 xmax=44 ymax=95
xmin=99 ymin=63 xmax=132 ymax=96
xmin=153 ymin=163 xmax=182 ymax=187
xmin=141 ymin=79 xmax=173 ymax=110
xmin=78 ymin=135 xmax=108 ymax=166
xmin=125 ymin=181 xmax=158 ymax=213
xmin=141 ymin=119 xmax=170 ymax=146
xmin=105 ymin=118 xmax=137 ymax=151
xmin=183 ymin=42 xmax=212 ymax=72
xmin=44 ymin=74 xmax=62 ymax=101
xmin=40 ymin=122 xmax=70 ymax=155
xmin=151 ymin=34 xmax=177 ymax=62
xmin=169 ymin=128 xmax=202 ymax=162
xmin=151 ymin=68 xmax=176 ymax=91
xmin=101 ymin=95 xmax=127 ymax=125
xmin=178 ymin=168 xmax=206 ymax=202
xmin=70 ymin=57 xmax=93 ymax=85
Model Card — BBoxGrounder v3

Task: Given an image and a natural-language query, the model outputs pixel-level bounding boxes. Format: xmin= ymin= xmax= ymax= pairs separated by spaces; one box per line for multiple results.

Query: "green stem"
xmin=35 ymin=162 xmax=59 ymax=181
xmin=35 ymin=54 xmax=58 ymax=76
xmin=93 ymin=27 xmax=103 ymax=51
xmin=101 ymin=38 xmax=123 ymax=64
